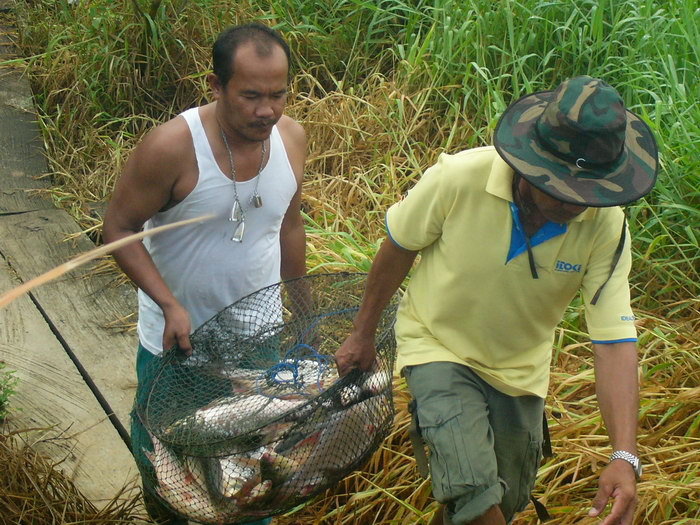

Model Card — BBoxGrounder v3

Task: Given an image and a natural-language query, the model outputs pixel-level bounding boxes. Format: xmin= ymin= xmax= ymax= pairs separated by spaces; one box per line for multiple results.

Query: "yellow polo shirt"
xmin=386 ymin=146 xmax=636 ymax=397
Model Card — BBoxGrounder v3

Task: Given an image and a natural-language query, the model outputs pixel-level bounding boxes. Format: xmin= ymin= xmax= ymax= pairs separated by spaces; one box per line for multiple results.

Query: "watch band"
xmin=610 ymin=450 xmax=642 ymax=480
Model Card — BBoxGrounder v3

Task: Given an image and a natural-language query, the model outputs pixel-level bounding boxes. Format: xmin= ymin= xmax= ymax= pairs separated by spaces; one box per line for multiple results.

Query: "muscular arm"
xmin=589 ymin=341 xmax=639 ymax=524
xmin=276 ymin=116 xmax=312 ymax=320
xmin=103 ymin=119 xmax=194 ymax=353
xmin=335 ymin=239 xmax=418 ymax=375
xmin=277 ymin=115 xmax=307 ymax=282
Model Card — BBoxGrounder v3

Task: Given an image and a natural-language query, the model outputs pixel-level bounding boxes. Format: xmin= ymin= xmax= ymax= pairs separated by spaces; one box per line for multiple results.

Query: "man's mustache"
xmin=251 ymin=120 xmax=276 ymax=128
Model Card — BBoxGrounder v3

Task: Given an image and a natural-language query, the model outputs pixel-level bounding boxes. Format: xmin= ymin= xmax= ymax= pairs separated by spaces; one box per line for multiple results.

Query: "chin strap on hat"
xmin=512 ymin=172 xmax=540 ymax=279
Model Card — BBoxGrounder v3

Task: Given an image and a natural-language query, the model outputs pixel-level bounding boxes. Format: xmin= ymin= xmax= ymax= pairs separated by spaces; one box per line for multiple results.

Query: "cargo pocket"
xmin=515 ymin=437 xmax=542 ymax=513
xmin=416 ymin=398 xmax=470 ymax=503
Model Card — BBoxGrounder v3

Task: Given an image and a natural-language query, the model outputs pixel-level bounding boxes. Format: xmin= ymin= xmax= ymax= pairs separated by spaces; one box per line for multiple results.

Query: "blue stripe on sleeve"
xmin=385 ymin=214 xmax=409 ymax=250
xmin=590 ymin=338 xmax=638 ymax=344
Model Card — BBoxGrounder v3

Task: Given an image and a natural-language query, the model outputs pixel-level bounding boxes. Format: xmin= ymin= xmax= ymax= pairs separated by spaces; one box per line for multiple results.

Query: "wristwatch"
xmin=609 ymin=450 xmax=643 ymax=481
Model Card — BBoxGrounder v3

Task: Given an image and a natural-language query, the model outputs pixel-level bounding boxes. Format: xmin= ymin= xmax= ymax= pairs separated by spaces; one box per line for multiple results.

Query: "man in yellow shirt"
xmin=336 ymin=76 xmax=657 ymax=525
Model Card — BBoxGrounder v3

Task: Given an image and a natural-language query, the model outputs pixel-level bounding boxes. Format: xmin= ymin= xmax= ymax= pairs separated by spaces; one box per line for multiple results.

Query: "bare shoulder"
xmin=111 ymin=112 xmax=196 ymax=216
xmin=276 ymin=115 xmax=306 ymax=152
xmin=121 ymin=113 xmax=196 ymax=196
xmin=134 ymin=114 xmax=192 ymax=168
xmin=276 ymin=115 xmax=306 ymax=185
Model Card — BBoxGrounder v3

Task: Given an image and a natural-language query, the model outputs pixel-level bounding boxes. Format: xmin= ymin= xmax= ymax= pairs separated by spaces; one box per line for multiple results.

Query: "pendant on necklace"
xmin=231 ymin=220 xmax=245 ymax=242
xmin=251 ymin=193 xmax=263 ymax=208
xmin=230 ymin=200 xmax=243 ymax=222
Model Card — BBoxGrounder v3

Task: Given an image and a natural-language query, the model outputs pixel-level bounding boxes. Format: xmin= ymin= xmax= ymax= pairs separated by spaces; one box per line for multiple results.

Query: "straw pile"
xmin=0 ymin=428 xmax=146 ymax=525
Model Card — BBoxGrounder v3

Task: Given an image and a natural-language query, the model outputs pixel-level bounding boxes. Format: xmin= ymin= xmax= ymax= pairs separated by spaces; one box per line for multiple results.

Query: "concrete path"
xmin=0 ymin=1 xmax=141 ymax=507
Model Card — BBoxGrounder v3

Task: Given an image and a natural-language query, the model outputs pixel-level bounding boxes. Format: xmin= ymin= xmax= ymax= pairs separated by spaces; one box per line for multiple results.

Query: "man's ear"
xmin=208 ymin=73 xmax=222 ymax=99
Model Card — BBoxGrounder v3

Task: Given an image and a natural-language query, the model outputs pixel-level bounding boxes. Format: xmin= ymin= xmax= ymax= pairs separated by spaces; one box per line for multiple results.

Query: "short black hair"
xmin=212 ymin=23 xmax=291 ymax=87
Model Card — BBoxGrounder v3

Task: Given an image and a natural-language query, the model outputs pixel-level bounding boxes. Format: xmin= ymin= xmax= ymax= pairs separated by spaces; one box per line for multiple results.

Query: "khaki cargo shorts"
xmin=404 ymin=362 xmax=544 ymax=524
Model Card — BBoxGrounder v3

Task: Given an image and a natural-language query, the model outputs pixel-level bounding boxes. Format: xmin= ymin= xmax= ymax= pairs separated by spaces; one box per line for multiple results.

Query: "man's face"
xmin=529 ymin=184 xmax=588 ymax=224
xmin=211 ymin=42 xmax=289 ymax=143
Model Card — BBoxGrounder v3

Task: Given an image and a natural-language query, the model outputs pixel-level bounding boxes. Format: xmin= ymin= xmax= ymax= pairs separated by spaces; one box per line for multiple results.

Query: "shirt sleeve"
xmin=581 ymin=209 xmax=637 ymax=342
xmin=386 ymin=154 xmax=452 ymax=251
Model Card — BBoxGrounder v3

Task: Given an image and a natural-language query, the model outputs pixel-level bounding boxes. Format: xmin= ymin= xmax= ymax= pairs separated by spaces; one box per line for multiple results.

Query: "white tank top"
xmin=137 ymin=107 xmax=298 ymax=354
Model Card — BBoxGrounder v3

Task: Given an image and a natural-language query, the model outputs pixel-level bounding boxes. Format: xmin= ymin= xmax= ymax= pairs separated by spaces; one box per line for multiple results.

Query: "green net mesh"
xmin=136 ymin=273 xmax=398 ymax=523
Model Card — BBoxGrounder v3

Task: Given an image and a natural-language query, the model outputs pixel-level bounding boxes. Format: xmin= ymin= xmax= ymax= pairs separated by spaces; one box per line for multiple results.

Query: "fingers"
xmin=161 ymin=302 xmax=191 ymax=355
xmin=334 ymin=351 xmax=363 ymax=377
xmin=175 ymin=332 xmax=192 ymax=356
xmin=589 ymin=464 xmax=637 ymax=525
xmin=335 ymin=359 xmax=355 ymax=378
xmin=334 ymin=350 xmax=350 ymax=377
xmin=162 ymin=323 xmax=192 ymax=356
xmin=619 ymin=493 xmax=636 ymax=524
xmin=162 ymin=333 xmax=190 ymax=357
xmin=334 ymin=339 xmax=376 ymax=377
xmin=588 ymin=485 xmax=609 ymax=518
xmin=597 ymin=492 xmax=636 ymax=525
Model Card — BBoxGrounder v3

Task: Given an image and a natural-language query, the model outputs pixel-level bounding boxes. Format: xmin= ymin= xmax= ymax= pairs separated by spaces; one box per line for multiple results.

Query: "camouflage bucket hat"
xmin=493 ymin=75 xmax=658 ymax=207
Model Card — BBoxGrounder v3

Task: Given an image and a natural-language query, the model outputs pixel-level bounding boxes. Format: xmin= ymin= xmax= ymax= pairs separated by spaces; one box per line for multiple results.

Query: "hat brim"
xmin=493 ymin=90 xmax=658 ymax=207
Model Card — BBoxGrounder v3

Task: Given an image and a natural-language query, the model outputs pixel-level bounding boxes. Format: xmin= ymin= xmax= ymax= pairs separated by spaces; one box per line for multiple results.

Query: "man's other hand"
xmin=335 ymin=331 xmax=376 ymax=377
xmin=588 ymin=459 xmax=637 ymax=524
xmin=162 ymin=302 xmax=192 ymax=356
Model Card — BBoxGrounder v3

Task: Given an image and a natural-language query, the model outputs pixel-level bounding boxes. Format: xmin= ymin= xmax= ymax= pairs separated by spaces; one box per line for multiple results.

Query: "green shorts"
xmin=404 ymin=362 xmax=544 ymax=524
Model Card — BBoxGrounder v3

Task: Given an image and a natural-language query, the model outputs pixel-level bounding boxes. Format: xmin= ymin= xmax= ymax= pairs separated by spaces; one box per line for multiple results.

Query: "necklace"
xmin=220 ymin=127 xmax=266 ymax=242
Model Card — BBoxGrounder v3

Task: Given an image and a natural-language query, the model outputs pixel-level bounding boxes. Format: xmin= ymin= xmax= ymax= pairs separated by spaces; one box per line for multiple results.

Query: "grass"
xmin=0 ymin=428 xmax=144 ymax=523
xmin=0 ymin=363 xmax=19 ymax=422
xmin=6 ymin=0 xmax=700 ymax=522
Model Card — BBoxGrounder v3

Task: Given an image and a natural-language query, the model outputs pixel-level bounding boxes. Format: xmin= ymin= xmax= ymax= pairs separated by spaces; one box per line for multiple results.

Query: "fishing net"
xmin=135 ymin=272 xmax=399 ymax=524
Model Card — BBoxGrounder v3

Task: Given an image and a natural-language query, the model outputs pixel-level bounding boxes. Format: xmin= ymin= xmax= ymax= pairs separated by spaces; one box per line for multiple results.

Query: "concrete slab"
xmin=0 ymin=209 xmax=139 ymax=431
xmin=0 ymin=256 xmax=139 ymax=505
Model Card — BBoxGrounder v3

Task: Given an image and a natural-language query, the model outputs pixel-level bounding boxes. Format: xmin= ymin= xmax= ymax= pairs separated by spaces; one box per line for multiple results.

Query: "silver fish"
xmin=208 ymin=454 xmax=260 ymax=500
xmin=260 ymin=447 xmax=301 ymax=484
xmin=166 ymin=394 xmax=305 ymax=440
xmin=218 ymin=368 xmax=264 ymax=382
xmin=305 ymin=397 xmax=384 ymax=473
xmin=196 ymin=395 xmax=303 ymax=427
xmin=274 ymin=359 xmax=337 ymax=385
xmin=184 ymin=455 xmax=208 ymax=488
xmin=145 ymin=431 xmax=236 ymax=522
xmin=337 ymin=384 xmax=362 ymax=406
xmin=332 ymin=365 xmax=391 ymax=407
xmin=217 ymin=368 xmax=265 ymax=393
xmin=361 ymin=366 xmax=392 ymax=394
xmin=275 ymin=398 xmax=387 ymax=499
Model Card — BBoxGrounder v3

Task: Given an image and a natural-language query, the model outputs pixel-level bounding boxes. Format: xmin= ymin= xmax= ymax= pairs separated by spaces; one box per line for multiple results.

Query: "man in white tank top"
xmin=103 ymin=24 xmax=306 ymax=525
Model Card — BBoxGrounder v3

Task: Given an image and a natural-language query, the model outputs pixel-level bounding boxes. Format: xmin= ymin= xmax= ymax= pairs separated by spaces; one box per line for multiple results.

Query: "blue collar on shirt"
xmin=507 ymin=202 xmax=567 ymax=263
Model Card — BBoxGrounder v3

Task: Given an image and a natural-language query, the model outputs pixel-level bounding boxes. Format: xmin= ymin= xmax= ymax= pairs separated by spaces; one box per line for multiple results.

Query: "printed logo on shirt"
xmin=620 ymin=315 xmax=636 ymax=322
xmin=555 ymin=260 xmax=582 ymax=273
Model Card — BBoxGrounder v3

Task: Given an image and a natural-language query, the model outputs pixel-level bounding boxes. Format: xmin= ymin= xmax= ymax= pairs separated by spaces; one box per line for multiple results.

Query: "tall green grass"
xmin=302 ymin=0 xmax=700 ymax=310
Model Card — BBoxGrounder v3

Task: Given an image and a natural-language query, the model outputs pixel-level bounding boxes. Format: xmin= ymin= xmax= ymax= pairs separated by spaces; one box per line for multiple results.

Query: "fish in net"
xmin=135 ymin=272 xmax=399 ymax=523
